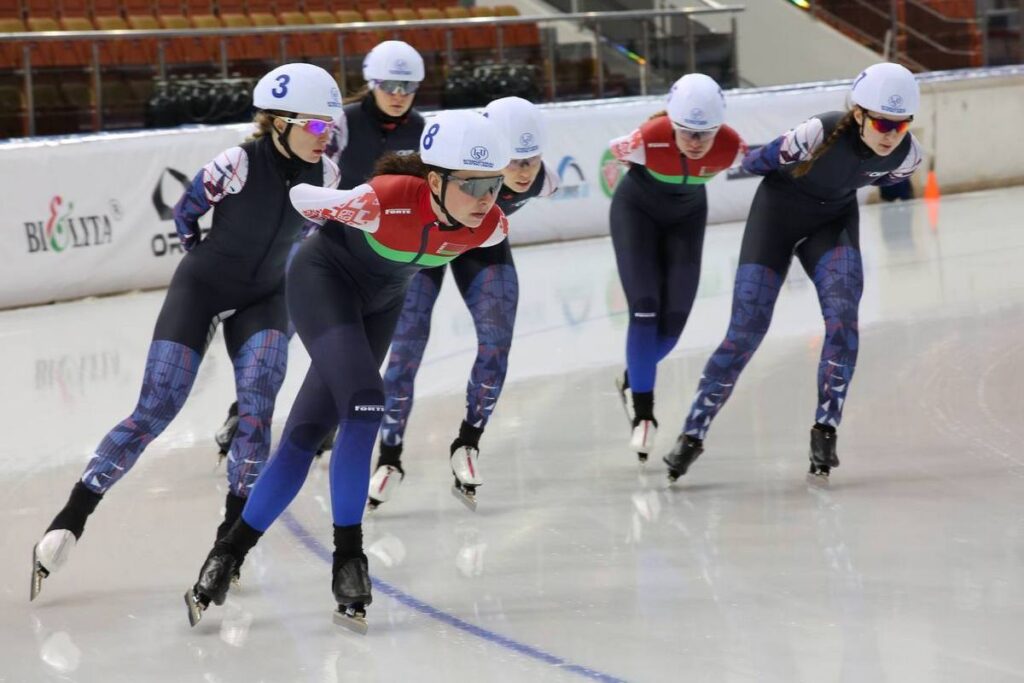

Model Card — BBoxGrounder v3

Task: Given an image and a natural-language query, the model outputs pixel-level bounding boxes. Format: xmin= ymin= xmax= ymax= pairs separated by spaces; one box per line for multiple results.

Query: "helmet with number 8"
xmin=419 ymin=110 xmax=511 ymax=172
xmin=253 ymin=63 xmax=343 ymax=121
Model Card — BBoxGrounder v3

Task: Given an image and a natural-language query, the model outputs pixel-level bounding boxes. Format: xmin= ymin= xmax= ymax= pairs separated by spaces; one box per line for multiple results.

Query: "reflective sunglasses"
xmin=275 ymin=115 xmax=332 ymax=136
xmin=671 ymin=123 xmax=720 ymax=142
xmin=374 ymin=80 xmax=419 ymax=95
xmin=864 ymin=112 xmax=913 ymax=135
xmin=446 ymin=173 xmax=504 ymax=199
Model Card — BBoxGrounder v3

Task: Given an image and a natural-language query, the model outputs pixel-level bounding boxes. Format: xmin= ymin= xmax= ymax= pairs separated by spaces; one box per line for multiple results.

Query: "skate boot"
xmin=664 ymin=435 xmax=704 ymax=483
xmin=31 ymin=482 xmax=103 ymax=601
xmin=629 ymin=392 xmax=657 ymax=463
xmin=215 ymin=402 xmax=240 ymax=463
xmin=315 ymin=425 xmax=338 ymax=459
xmin=332 ymin=554 xmax=372 ymax=634
xmin=185 ymin=549 xmax=238 ymax=627
xmin=808 ymin=424 xmax=840 ymax=480
xmin=31 ymin=531 xmax=75 ymax=602
xmin=614 ymin=370 xmax=633 ymax=426
xmin=449 ymin=422 xmax=484 ymax=511
xmin=367 ymin=442 xmax=405 ymax=512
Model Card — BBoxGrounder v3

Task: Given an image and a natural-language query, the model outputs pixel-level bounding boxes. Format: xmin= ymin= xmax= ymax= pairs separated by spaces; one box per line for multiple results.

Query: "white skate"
xmin=450 ymin=447 xmax=482 ymax=511
xmin=30 ymin=530 xmax=76 ymax=601
xmin=366 ymin=465 xmax=404 ymax=511
xmin=630 ymin=420 xmax=657 ymax=464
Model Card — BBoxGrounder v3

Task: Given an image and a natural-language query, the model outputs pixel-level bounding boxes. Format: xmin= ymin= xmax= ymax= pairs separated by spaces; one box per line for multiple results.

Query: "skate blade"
xmin=451 ymin=485 xmax=478 ymax=512
xmin=614 ymin=377 xmax=634 ymax=427
xmin=805 ymin=471 xmax=830 ymax=487
xmin=30 ymin=547 xmax=48 ymax=602
xmin=333 ymin=610 xmax=368 ymax=635
xmin=366 ymin=498 xmax=382 ymax=512
xmin=184 ymin=589 xmax=206 ymax=628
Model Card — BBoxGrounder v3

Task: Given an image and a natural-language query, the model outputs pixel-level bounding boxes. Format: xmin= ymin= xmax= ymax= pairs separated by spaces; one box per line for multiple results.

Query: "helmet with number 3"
xmin=253 ymin=63 xmax=343 ymax=121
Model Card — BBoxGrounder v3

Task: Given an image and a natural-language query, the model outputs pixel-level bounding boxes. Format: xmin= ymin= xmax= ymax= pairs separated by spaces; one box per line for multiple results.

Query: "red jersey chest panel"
xmin=366 ymin=175 xmax=507 ymax=266
xmin=640 ymin=117 xmax=743 ymax=183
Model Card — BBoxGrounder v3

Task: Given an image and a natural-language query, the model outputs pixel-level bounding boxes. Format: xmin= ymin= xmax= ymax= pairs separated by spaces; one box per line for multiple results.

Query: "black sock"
xmin=378 ymin=443 xmax=403 ymax=470
xmin=451 ymin=421 xmax=484 ymax=454
xmin=215 ymin=492 xmax=246 ymax=542
xmin=632 ymin=391 xmax=655 ymax=422
xmin=47 ymin=481 xmax=104 ymax=540
xmin=213 ymin=518 xmax=263 ymax=563
xmin=333 ymin=523 xmax=363 ymax=569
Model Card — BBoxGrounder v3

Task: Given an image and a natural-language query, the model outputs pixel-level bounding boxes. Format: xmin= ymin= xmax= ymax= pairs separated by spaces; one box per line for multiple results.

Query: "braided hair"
xmin=791 ymin=109 xmax=858 ymax=178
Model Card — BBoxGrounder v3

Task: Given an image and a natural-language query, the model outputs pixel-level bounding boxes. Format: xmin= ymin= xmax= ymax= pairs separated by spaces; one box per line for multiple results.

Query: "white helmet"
xmin=484 ymin=96 xmax=547 ymax=159
xmin=362 ymin=40 xmax=425 ymax=83
xmin=666 ymin=73 xmax=725 ymax=130
xmin=419 ymin=110 xmax=511 ymax=172
xmin=253 ymin=63 xmax=342 ymax=120
xmin=850 ymin=62 xmax=919 ymax=116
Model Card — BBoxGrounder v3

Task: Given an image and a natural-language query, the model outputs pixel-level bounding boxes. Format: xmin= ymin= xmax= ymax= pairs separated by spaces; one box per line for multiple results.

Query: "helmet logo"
xmin=515 ymin=132 xmax=539 ymax=154
xmin=389 ymin=58 xmax=413 ymax=76
xmin=470 ymin=146 xmax=490 ymax=161
xmin=881 ymin=93 xmax=907 ymax=114
xmin=684 ymin=108 xmax=708 ymax=127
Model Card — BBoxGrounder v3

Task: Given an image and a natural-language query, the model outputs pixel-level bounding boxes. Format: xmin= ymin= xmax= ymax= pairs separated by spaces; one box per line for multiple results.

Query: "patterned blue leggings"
xmin=82 ymin=259 xmax=289 ymax=497
xmin=380 ymin=240 xmax=519 ymax=448
xmin=684 ymin=248 xmax=863 ymax=440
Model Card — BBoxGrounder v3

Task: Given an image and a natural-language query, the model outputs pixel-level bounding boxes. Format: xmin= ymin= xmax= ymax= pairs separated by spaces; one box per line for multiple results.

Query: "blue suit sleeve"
xmin=741 ymin=136 xmax=785 ymax=176
xmin=172 ymin=171 xmax=212 ymax=252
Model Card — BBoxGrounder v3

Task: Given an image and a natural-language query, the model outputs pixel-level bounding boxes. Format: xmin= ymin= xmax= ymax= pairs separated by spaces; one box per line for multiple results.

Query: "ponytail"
xmin=791 ymin=109 xmax=857 ymax=178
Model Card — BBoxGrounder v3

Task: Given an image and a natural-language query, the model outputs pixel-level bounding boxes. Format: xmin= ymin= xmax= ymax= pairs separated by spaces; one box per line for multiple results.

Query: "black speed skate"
xmin=214 ymin=402 xmax=239 ymax=463
xmin=333 ymin=555 xmax=372 ymax=635
xmin=807 ymin=425 xmax=840 ymax=480
xmin=664 ymin=435 xmax=704 ymax=483
xmin=185 ymin=552 xmax=237 ymax=627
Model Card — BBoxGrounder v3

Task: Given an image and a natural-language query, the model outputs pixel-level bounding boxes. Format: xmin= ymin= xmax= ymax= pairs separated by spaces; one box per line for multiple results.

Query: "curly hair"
xmin=791 ymin=109 xmax=858 ymax=178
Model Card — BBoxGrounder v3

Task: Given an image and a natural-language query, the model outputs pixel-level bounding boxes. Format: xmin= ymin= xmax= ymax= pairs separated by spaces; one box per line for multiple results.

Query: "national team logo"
xmin=328 ymin=86 xmax=342 ymax=108
xmin=470 ymin=146 xmax=490 ymax=161
xmin=599 ymin=148 xmax=624 ymax=198
xmin=520 ymin=133 xmax=534 ymax=147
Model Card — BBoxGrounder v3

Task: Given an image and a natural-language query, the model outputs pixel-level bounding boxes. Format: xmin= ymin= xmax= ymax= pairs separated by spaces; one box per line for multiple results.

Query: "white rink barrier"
xmin=1 ymin=66 xmax=1021 ymax=310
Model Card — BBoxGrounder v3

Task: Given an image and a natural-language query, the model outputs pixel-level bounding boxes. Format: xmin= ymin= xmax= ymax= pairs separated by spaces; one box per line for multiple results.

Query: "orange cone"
xmin=923 ymin=169 xmax=940 ymax=201
xmin=924 ymin=168 xmax=940 ymax=231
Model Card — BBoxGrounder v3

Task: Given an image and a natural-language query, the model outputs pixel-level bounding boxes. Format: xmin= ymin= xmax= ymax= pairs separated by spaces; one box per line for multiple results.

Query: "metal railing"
xmin=0 ymin=4 xmax=744 ymax=136
xmin=807 ymin=0 xmax=983 ymax=71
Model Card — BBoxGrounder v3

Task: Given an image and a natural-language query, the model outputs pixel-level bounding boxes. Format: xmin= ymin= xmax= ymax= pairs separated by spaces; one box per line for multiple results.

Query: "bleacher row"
xmin=0 ymin=0 xmax=541 ymax=68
